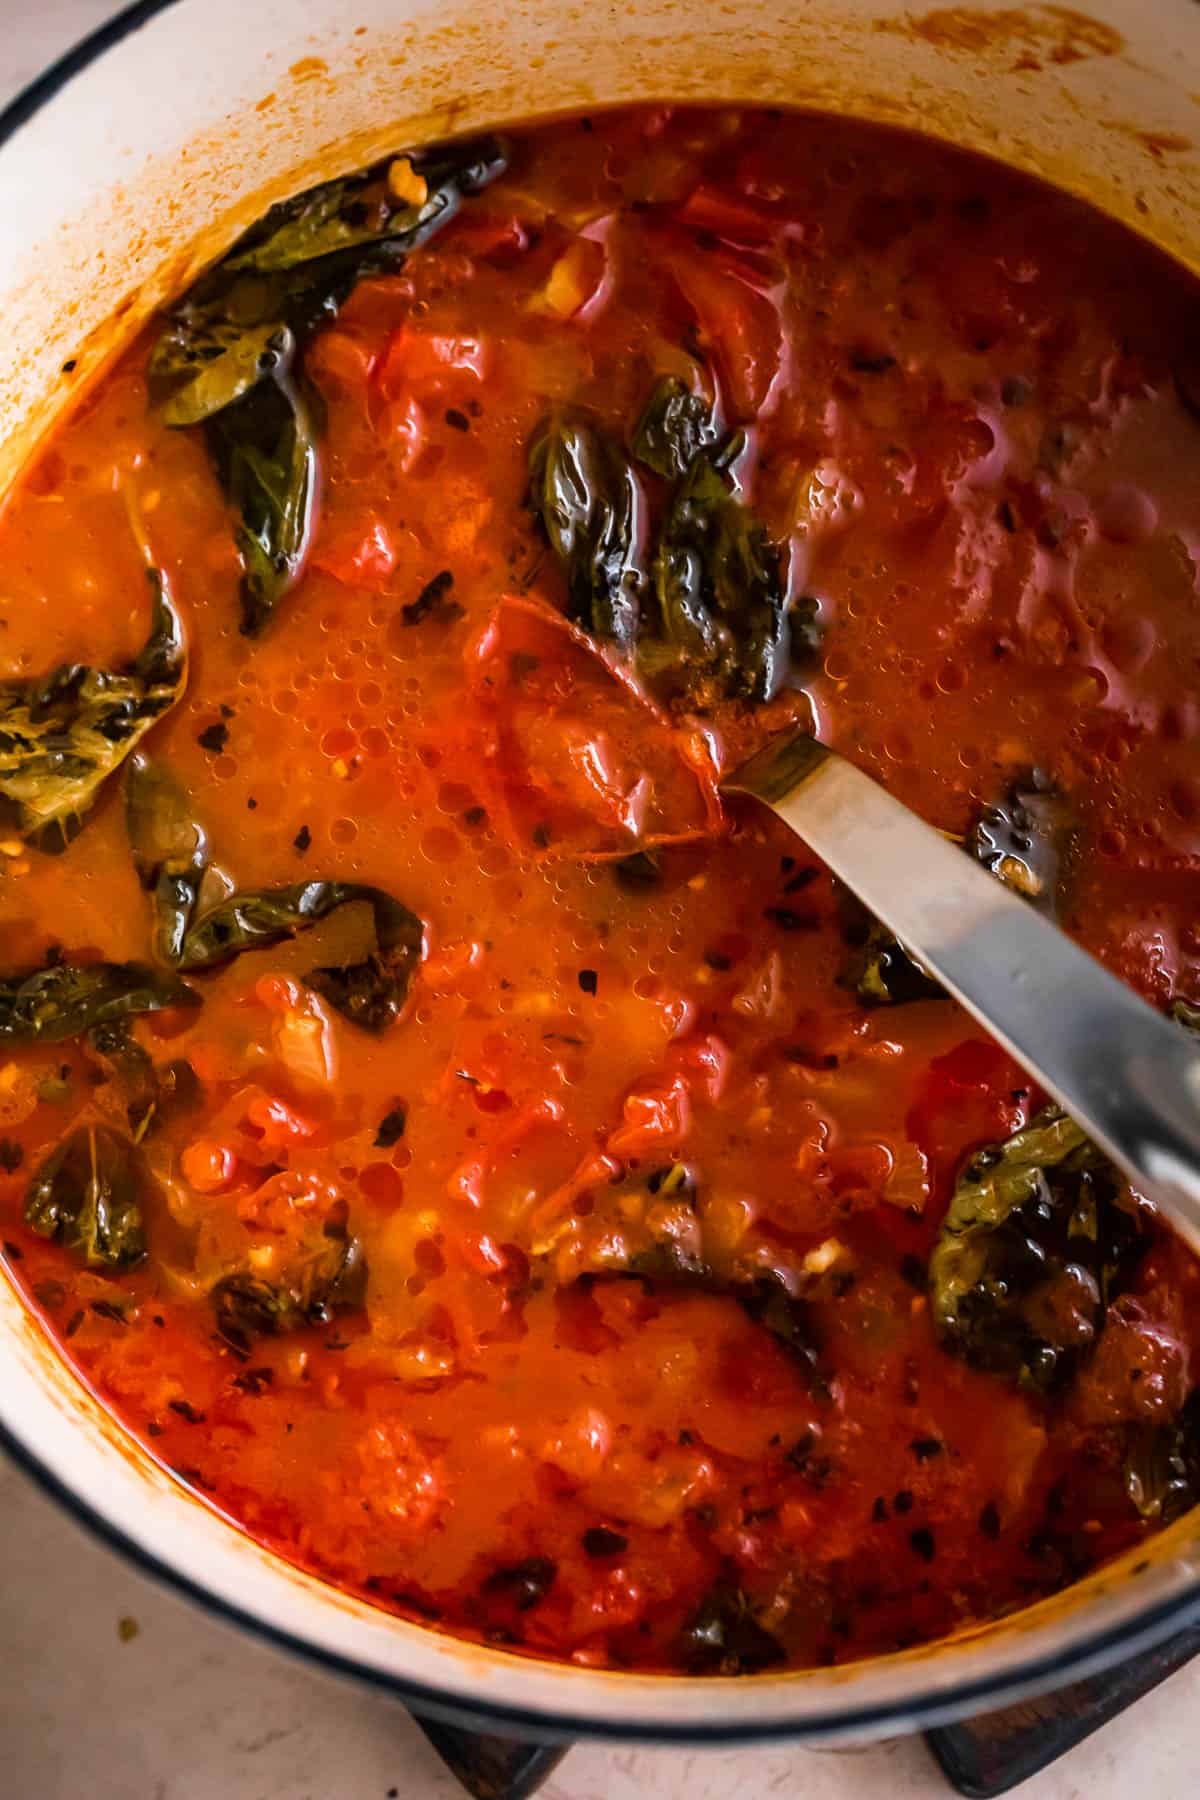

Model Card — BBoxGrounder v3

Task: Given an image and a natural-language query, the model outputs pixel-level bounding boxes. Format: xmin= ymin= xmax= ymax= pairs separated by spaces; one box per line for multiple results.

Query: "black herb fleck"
xmin=374 ymin=1105 xmax=407 ymax=1148
xmin=402 ymin=569 xmax=457 ymax=626
xmin=582 ymin=1526 xmax=629 ymax=1558
xmin=197 ymin=721 xmax=229 ymax=754
xmin=910 ymin=1526 xmax=936 ymax=1562
xmin=293 ymin=824 xmax=312 ymax=853
xmin=849 ymin=349 xmax=897 ymax=374
xmin=481 ymin=1557 xmax=557 ymax=1611
xmin=764 ymin=907 xmax=818 ymax=932
xmin=578 ymin=968 xmax=598 ymax=995
xmin=168 ymin=1398 xmax=206 ymax=1424
xmin=781 ymin=1044 xmax=839 ymax=1070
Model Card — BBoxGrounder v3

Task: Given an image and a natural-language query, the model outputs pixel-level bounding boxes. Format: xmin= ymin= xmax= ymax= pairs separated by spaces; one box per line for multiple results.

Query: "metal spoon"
xmin=723 ymin=732 xmax=1200 ymax=1254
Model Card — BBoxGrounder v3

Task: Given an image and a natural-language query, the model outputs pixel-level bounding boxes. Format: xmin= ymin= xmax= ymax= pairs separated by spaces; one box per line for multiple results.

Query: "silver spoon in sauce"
xmin=723 ymin=731 xmax=1200 ymax=1254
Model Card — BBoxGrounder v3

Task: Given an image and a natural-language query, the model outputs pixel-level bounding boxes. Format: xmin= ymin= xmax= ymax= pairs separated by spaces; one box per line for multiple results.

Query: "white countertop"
xmin=1 ymin=5 xmax=1197 ymax=1794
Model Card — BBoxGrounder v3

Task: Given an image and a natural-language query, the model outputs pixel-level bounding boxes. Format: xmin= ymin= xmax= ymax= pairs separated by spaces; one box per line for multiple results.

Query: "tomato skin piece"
xmin=446 ymin=212 xmax=532 ymax=263
xmin=653 ymin=224 xmax=784 ymax=420
xmin=180 ymin=1139 xmax=241 ymax=1194
xmin=306 ymin=329 xmax=378 ymax=391
xmin=312 ymin=517 xmax=397 ymax=589
xmin=677 ymin=185 xmax=786 ymax=248
xmin=607 ymin=1072 xmax=693 ymax=1159
xmin=375 ymin=327 xmax=489 ymax=398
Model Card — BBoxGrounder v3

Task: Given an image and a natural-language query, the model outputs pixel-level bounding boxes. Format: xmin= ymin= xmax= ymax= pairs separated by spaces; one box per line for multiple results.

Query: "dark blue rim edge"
xmin=4 ymin=0 xmax=1200 ymax=1747
xmin=0 ymin=0 xmax=183 ymax=143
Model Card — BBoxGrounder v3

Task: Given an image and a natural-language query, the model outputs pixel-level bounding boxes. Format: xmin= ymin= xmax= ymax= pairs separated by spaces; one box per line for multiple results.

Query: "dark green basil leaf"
xmin=528 ymin=414 xmax=646 ymax=651
xmin=651 ymin=434 xmax=790 ymax=705
xmin=149 ymin=139 xmax=506 ymax=635
xmin=204 ymin=372 xmax=318 ymax=637
xmin=176 ymin=880 xmax=424 ymax=1033
xmin=737 ymin=1275 xmax=821 ymax=1378
xmin=211 ymin=1219 xmax=367 ymax=1353
xmin=837 ymin=890 xmax=943 ymax=1007
xmin=551 ymin=1165 xmax=824 ymax=1384
xmin=0 ymin=569 xmax=185 ymax=849
xmin=680 ymin=1581 xmax=785 ymax=1674
xmin=85 ymin=1020 xmax=202 ymax=1140
xmin=631 ymin=375 xmax=716 ymax=480
xmin=25 ymin=1124 xmax=147 ymax=1267
xmin=124 ymin=755 xmax=209 ymax=964
xmin=150 ymin=137 xmax=507 ymax=427
xmin=1124 ymin=1391 xmax=1200 ymax=1523
xmin=930 ymin=1107 xmax=1149 ymax=1390
xmin=846 ymin=918 xmax=943 ymax=1006
xmin=970 ymin=771 xmax=1076 ymax=919
xmin=224 ymin=138 xmax=508 ymax=277
xmin=0 ymin=959 xmax=199 ymax=1044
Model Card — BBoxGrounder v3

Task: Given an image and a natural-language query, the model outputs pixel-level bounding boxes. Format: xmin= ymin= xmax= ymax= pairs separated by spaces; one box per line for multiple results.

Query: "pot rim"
xmin=3 ymin=0 xmax=1200 ymax=1745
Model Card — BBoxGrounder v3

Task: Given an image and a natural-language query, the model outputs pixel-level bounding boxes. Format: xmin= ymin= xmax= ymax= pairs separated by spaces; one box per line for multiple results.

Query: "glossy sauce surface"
xmin=2 ymin=107 xmax=1200 ymax=1673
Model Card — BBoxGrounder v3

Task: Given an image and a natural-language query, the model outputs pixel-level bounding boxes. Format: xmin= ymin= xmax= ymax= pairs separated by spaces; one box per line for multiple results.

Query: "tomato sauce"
xmin=2 ymin=106 xmax=1200 ymax=1674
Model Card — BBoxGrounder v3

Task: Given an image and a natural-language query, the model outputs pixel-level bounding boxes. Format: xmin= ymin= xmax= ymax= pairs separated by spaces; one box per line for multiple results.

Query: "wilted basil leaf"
xmin=25 ymin=1124 xmax=147 ymax=1267
xmin=211 ymin=1216 xmax=367 ymax=1353
xmin=738 ymin=1275 xmax=821 ymax=1378
xmin=177 ymin=880 xmax=424 ymax=1033
xmin=1125 ymin=1391 xmax=1200 ymax=1523
xmin=838 ymin=891 xmax=943 ymax=1006
xmin=0 ymin=958 xmax=198 ymax=1044
xmin=930 ymin=1107 xmax=1148 ymax=1390
xmin=846 ymin=918 xmax=943 ymax=1006
xmin=204 ymin=373 xmax=318 ymax=637
xmin=125 ymin=754 xmax=209 ymax=964
xmin=528 ymin=414 xmax=646 ymax=651
xmin=970 ymin=772 xmax=1076 ymax=918
xmin=651 ymin=434 xmax=790 ymax=705
xmin=0 ymin=569 xmax=186 ymax=849
xmin=85 ymin=1020 xmax=201 ymax=1140
xmin=680 ymin=1581 xmax=785 ymax=1674
xmin=150 ymin=138 xmax=507 ymax=425
xmin=481 ymin=1557 xmax=558 ymax=1612
xmin=150 ymin=138 xmax=507 ymax=634
xmin=631 ymin=375 xmax=716 ymax=481
xmin=227 ymin=140 xmax=508 ymax=276
xmin=554 ymin=1166 xmax=824 ymax=1384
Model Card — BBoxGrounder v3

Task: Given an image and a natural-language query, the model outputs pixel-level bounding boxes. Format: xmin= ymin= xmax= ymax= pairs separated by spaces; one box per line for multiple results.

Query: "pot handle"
xmin=414 ymin=1714 xmax=569 ymax=1800
xmin=926 ymin=1619 xmax=1200 ymax=1795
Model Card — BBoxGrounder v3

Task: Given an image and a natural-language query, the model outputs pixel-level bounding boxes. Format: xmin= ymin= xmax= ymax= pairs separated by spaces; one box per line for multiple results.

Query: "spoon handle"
xmin=724 ymin=734 xmax=1200 ymax=1253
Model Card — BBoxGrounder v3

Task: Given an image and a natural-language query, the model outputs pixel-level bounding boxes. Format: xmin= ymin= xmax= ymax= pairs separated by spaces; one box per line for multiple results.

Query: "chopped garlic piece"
xmin=387 ymin=157 xmax=428 ymax=207
xmin=802 ymin=1237 xmax=844 ymax=1275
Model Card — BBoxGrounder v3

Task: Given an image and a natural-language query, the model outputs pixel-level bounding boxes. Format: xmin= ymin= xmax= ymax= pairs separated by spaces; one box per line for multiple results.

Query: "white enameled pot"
xmin=0 ymin=0 xmax=1199 ymax=1744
